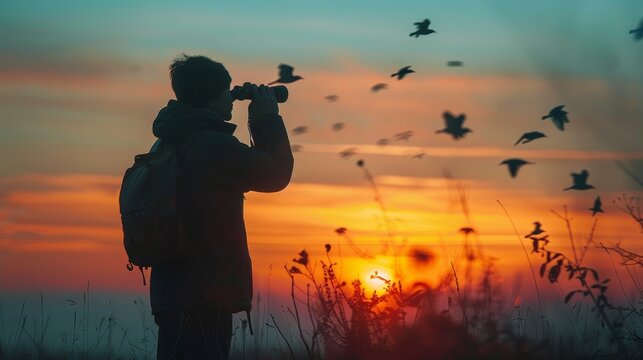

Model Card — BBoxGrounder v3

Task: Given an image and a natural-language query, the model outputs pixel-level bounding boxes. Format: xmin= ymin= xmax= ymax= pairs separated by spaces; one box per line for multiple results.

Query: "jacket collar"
xmin=152 ymin=99 xmax=237 ymax=140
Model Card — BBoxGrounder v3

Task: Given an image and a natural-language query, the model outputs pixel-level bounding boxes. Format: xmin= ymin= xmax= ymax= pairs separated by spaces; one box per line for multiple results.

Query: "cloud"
xmin=293 ymin=143 xmax=643 ymax=161
xmin=0 ymin=51 xmax=641 ymax=193
xmin=0 ymin=174 xmax=121 ymax=252
xmin=0 ymin=53 xmax=140 ymax=80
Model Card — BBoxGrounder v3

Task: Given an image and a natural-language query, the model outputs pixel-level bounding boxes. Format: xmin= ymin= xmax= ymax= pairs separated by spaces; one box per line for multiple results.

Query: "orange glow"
xmin=290 ymin=143 xmax=643 ymax=161
xmin=365 ymin=268 xmax=393 ymax=294
xmin=0 ymin=173 xmax=641 ymax=306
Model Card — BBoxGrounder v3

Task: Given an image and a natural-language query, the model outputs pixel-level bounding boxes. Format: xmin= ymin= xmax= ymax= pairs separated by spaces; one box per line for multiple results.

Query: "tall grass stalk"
xmin=497 ymin=200 xmax=545 ymax=333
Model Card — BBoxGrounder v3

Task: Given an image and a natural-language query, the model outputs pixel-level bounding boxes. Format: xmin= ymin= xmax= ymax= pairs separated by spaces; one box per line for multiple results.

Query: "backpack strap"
xmin=149 ymin=131 xmax=203 ymax=168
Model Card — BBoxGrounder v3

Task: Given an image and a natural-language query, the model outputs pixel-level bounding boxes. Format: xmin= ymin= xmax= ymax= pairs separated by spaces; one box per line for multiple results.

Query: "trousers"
xmin=155 ymin=309 xmax=232 ymax=360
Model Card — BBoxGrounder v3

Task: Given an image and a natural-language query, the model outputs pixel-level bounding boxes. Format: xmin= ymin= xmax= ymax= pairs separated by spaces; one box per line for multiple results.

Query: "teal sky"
xmin=3 ymin=0 xmax=642 ymax=76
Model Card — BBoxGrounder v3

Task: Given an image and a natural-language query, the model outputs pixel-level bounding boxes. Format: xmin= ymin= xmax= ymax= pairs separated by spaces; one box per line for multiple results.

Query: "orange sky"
xmin=1 ymin=40 xmax=642 ymax=313
xmin=1 ymin=171 xmax=640 ymax=310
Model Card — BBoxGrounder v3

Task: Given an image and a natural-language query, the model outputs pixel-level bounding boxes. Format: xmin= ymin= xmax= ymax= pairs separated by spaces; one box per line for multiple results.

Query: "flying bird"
xmin=325 ymin=95 xmax=339 ymax=102
xmin=376 ymin=138 xmax=389 ymax=146
xmin=563 ymin=170 xmax=595 ymax=191
xmin=589 ymin=196 xmax=604 ymax=216
xmin=332 ymin=122 xmax=345 ymax=132
xmin=393 ymin=130 xmax=414 ymax=142
xmin=291 ymin=126 xmax=309 ymax=135
xmin=339 ymin=147 xmax=358 ymax=159
xmin=500 ymin=158 xmax=533 ymax=178
xmin=436 ymin=111 xmax=472 ymax=140
xmin=391 ymin=66 xmax=415 ymax=80
xmin=409 ymin=19 xmax=436 ymax=38
xmin=447 ymin=61 xmax=463 ymax=67
xmin=542 ymin=105 xmax=569 ymax=131
xmin=409 ymin=247 xmax=434 ymax=264
xmin=630 ymin=19 xmax=643 ymax=40
xmin=291 ymin=145 xmax=302 ymax=153
xmin=410 ymin=152 xmax=425 ymax=159
xmin=524 ymin=221 xmax=545 ymax=238
xmin=371 ymin=83 xmax=389 ymax=92
xmin=268 ymin=64 xmax=303 ymax=85
xmin=514 ymin=131 xmax=546 ymax=146
xmin=459 ymin=227 xmax=475 ymax=235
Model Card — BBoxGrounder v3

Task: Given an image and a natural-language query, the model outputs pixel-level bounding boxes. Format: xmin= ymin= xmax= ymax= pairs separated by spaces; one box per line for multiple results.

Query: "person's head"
xmin=169 ymin=54 xmax=233 ymax=120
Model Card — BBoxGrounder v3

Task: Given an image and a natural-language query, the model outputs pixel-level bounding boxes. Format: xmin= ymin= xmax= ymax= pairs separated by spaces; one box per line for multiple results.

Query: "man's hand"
xmin=248 ymin=84 xmax=279 ymax=118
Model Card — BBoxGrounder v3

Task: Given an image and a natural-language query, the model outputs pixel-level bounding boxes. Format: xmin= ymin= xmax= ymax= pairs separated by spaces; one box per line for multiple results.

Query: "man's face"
xmin=209 ymin=87 xmax=233 ymax=121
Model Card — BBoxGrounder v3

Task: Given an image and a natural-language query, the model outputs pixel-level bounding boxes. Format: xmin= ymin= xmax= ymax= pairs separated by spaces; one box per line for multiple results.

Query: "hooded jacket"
xmin=149 ymin=100 xmax=293 ymax=315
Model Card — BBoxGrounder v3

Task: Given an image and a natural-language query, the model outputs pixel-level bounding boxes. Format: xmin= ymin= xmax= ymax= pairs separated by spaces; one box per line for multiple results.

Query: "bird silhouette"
xmin=391 ymin=66 xmax=415 ymax=80
xmin=542 ymin=105 xmax=569 ymax=131
xmin=589 ymin=196 xmax=604 ymax=216
xmin=525 ymin=221 xmax=545 ymax=238
xmin=332 ymin=122 xmax=345 ymax=132
xmin=447 ymin=60 xmax=463 ymax=67
xmin=268 ymin=64 xmax=303 ymax=85
xmin=371 ymin=83 xmax=389 ymax=92
xmin=291 ymin=126 xmax=308 ymax=135
xmin=325 ymin=95 xmax=339 ymax=102
xmin=410 ymin=152 xmax=425 ymax=159
xmin=500 ymin=158 xmax=533 ymax=178
xmin=409 ymin=248 xmax=434 ymax=264
xmin=459 ymin=227 xmax=475 ymax=235
xmin=409 ymin=19 xmax=436 ymax=37
xmin=514 ymin=131 xmax=546 ymax=146
xmin=393 ymin=130 xmax=414 ymax=142
xmin=563 ymin=170 xmax=595 ymax=191
xmin=436 ymin=111 xmax=472 ymax=140
xmin=339 ymin=147 xmax=358 ymax=159
xmin=630 ymin=19 xmax=643 ymax=40
xmin=376 ymin=138 xmax=389 ymax=146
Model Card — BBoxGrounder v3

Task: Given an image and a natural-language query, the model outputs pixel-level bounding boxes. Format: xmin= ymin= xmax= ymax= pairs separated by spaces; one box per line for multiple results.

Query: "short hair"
xmin=169 ymin=54 xmax=231 ymax=107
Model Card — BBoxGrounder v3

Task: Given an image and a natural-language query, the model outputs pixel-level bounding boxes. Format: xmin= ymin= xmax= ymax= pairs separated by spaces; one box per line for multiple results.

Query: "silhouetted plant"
xmin=285 ymin=244 xmax=414 ymax=359
xmin=613 ymin=194 xmax=643 ymax=233
xmin=529 ymin=211 xmax=634 ymax=357
xmin=283 ymin=238 xmax=535 ymax=360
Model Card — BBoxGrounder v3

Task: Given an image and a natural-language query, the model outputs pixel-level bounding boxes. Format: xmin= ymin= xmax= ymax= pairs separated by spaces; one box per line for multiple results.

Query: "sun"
xmin=364 ymin=268 xmax=393 ymax=294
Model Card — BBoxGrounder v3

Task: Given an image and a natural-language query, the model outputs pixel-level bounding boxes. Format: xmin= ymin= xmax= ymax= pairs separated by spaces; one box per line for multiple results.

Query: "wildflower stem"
xmin=496 ymin=201 xmax=544 ymax=331
xmin=550 ymin=207 xmax=579 ymax=265
xmin=285 ymin=266 xmax=312 ymax=358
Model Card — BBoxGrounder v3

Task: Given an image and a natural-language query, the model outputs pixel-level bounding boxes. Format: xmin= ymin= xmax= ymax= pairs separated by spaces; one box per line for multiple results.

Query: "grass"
xmin=273 ymin=161 xmax=643 ymax=359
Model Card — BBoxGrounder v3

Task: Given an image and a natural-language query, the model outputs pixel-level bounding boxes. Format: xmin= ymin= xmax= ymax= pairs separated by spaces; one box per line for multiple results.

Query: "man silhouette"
xmin=150 ymin=55 xmax=294 ymax=359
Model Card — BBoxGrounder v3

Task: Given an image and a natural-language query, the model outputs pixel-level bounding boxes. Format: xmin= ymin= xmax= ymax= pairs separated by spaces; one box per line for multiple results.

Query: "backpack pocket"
xmin=122 ymin=209 xmax=181 ymax=267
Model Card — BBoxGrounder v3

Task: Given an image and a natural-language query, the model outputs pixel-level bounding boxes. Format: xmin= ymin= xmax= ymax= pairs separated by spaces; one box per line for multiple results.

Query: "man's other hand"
xmin=248 ymin=84 xmax=279 ymax=118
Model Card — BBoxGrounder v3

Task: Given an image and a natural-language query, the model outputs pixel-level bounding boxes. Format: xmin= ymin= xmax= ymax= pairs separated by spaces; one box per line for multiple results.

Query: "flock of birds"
xmin=264 ymin=17 xmax=643 ymax=217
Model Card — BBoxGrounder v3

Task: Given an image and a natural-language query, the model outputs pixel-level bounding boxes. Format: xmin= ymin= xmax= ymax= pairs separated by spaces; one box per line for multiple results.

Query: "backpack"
xmin=119 ymin=133 xmax=199 ymax=284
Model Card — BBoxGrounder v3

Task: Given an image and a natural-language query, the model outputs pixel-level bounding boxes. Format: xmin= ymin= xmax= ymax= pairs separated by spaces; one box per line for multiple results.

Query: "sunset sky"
xmin=1 ymin=0 xmax=642 ymax=319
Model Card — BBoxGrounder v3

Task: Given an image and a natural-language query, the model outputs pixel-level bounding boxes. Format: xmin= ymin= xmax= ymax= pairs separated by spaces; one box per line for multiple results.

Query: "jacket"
xmin=149 ymin=99 xmax=293 ymax=314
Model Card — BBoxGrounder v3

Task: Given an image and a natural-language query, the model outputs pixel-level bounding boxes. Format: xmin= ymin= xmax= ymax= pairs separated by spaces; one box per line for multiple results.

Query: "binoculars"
xmin=231 ymin=82 xmax=288 ymax=103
